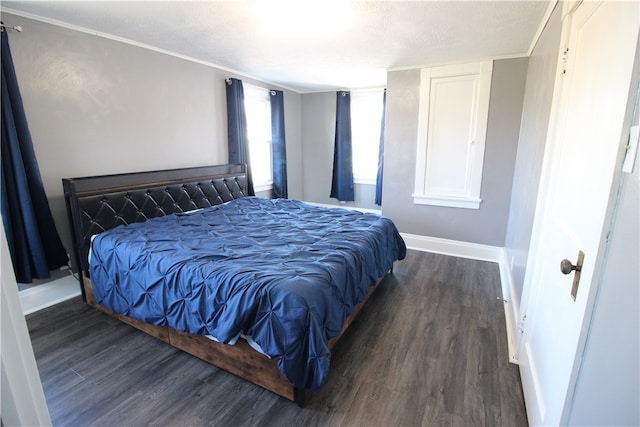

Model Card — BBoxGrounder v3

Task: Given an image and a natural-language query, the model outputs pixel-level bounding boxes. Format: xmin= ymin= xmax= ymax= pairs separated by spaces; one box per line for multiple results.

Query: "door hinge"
xmin=561 ymin=48 xmax=570 ymax=74
xmin=519 ymin=314 xmax=527 ymax=334
xmin=622 ymin=125 xmax=639 ymax=173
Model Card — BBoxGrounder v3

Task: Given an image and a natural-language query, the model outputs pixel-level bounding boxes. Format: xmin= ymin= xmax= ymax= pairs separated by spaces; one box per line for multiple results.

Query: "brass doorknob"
xmin=560 ymin=251 xmax=585 ymax=301
xmin=560 ymin=258 xmax=581 ymax=275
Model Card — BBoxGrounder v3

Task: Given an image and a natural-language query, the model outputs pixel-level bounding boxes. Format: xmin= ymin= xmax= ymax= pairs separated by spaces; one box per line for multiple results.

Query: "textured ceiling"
xmin=2 ymin=1 xmax=553 ymax=93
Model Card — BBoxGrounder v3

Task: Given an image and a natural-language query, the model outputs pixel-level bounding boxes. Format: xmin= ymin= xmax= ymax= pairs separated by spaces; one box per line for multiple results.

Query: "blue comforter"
xmin=90 ymin=197 xmax=406 ymax=390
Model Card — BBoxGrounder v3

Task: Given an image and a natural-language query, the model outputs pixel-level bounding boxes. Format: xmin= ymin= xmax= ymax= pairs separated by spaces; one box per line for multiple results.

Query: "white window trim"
xmin=254 ymin=181 xmax=273 ymax=193
xmin=413 ymin=60 xmax=493 ymax=210
xmin=354 ymin=177 xmax=376 ymax=186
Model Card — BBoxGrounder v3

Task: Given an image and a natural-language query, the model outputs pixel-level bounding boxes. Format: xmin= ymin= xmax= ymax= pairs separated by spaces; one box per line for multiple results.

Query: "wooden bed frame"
xmin=62 ymin=164 xmax=386 ymax=406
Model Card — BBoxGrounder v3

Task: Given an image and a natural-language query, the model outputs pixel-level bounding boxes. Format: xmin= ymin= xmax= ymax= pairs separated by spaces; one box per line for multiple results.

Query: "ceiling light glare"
xmin=253 ymin=0 xmax=354 ymax=39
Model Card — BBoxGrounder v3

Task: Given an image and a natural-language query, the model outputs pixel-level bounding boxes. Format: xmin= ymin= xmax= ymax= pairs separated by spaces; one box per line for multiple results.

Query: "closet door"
xmin=413 ymin=61 xmax=492 ymax=209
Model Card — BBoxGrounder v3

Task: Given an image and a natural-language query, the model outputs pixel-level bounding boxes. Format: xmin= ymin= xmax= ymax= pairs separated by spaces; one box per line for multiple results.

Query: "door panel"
xmin=518 ymin=1 xmax=639 ymax=425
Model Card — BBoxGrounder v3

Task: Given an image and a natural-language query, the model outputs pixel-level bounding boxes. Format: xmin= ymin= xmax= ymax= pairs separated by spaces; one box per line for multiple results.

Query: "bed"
xmin=62 ymin=163 xmax=406 ymax=405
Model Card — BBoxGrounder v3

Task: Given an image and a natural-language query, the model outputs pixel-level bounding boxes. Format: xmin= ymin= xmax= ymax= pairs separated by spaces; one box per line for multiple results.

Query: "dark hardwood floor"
xmin=27 ymin=250 xmax=528 ymax=426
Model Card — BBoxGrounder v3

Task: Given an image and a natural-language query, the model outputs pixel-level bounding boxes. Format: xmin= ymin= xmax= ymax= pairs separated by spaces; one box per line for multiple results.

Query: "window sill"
xmin=254 ymin=182 xmax=273 ymax=193
xmin=354 ymin=178 xmax=376 ymax=186
xmin=412 ymin=194 xmax=481 ymax=209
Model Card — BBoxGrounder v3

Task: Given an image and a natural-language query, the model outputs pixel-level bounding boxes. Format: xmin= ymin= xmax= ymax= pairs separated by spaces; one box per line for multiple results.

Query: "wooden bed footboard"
xmin=82 ymin=274 xmax=383 ymax=406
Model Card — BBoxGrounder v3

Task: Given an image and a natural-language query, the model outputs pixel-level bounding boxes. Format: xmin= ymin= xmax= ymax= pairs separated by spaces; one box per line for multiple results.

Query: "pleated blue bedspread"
xmin=89 ymin=197 xmax=406 ymax=390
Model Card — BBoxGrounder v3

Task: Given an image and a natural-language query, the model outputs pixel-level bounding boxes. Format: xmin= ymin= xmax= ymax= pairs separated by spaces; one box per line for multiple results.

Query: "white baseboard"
xmin=401 ymin=233 xmax=520 ymax=364
xmin=400 ymin=232 xmax=503 ymax=262
xmin=15 ymin=228 xmax=521 ymax=364
xmin=496 ymin=249 xmax=521 ymax=364
xmin=19 ymin=274 xmax=81 ymax=315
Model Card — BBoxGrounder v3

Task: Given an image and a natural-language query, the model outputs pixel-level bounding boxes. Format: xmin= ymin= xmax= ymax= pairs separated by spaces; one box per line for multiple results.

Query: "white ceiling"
xmin=2 ymin=1 xmax=554 ymax=93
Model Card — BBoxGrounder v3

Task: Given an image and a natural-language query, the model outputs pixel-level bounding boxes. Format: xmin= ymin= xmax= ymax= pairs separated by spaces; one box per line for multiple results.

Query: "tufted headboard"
xmin=63 ymin=164 xmax=247 ymax=297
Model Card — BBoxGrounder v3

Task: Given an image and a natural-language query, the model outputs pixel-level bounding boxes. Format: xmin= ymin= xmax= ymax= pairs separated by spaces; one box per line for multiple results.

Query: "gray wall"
xmin=7 ymin=12 xmax=528 ymax=254
xmin=300 ymin=92 xmax=379 ymax=210
xmin=5 ymin=13 xmax=303 ymax=261
xmin=504 ymin=3 xmax=562 ymax=306
xmin=381 ymin=58 xmax=528 ymax=246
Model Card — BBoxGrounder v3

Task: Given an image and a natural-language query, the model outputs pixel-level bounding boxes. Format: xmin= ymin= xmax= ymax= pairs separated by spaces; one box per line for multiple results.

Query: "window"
xmin=413 ymin=61 xmax=492 ymax=209
xmin=351 ymin=90 xmax=385 ymax=184
xmin=244 ymin=84 xmax=273 ymax=192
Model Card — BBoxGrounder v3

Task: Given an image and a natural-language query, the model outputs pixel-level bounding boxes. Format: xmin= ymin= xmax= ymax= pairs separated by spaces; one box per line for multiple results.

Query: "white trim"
xmin=1 ymin=226 xmax=52 ymax=426
xmin=388 ymin=53 xmax=528 ymax=73
xmin=400 ymin=232 xmax=502 ymax=262
xmin=413 ymin=61 xmax=492 ymax=209
xmin=412 ymin=194 xmax=481 ymax=209
xmin=16 ymin=202 xmax=376 ymax=316
xmin=0 ymin=7 xmax=302 ymax=94
xmin=297 ymin=85 xmax=388 ymax=95
xmin=341 ymin=86 xmax=386 ymax=94
xmin=527 ymin=1 xmax=559 ymax=56
xmin=401 ymin=232 xmax=519 ymax=363
xmin=19 ymin=274 xmax=81 ymax=315
xmin=303 ymin=201 xmax=381 ymax=214
xmin=497 ymin=249 xmax=521 ymax=364
xmin=243 ymin=82 xmax=272 ymax=99
xmin=354 ymin=177 xmax=376 ymax=186
xmin=13 ymin=215 xmax=520 ymax=364
xmin=253 ymin=182 xmax=273 ymax=193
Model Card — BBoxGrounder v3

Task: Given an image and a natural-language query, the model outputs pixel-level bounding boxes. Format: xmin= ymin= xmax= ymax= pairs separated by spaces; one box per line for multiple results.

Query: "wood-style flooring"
xmin=27 ymin=250 xmax=528 ymax=426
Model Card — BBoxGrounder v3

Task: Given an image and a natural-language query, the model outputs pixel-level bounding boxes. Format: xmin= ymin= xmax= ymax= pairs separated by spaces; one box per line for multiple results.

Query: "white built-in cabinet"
xmin=413 ymin=60 xmax=493 ymax=209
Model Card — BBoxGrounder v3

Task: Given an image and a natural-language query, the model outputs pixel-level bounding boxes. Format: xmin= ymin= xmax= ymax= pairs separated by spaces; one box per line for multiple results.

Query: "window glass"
xmin=351 ymin=90 xmax=384 ymax=183
xmin=244 ymin=84 xmax=273 ymax=190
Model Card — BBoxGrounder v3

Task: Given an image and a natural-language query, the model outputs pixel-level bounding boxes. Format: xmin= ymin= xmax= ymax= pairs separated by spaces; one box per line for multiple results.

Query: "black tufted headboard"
xmin=62 ymin=164 xmax=247 ymax=297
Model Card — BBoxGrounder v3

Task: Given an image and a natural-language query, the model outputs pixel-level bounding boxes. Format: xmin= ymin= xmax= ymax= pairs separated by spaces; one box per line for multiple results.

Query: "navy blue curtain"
xmin=375 ymin=89 xmax=387 ymax=206
xmin=1 ymin=28 xmax=68 ymax=283
xmin=225 ymin=78 xmax=255 ymax=196
xmin=269 ymin=90 xmax=288 ymax=199
xmin=330 ymin=91 xmax=354 ymax=202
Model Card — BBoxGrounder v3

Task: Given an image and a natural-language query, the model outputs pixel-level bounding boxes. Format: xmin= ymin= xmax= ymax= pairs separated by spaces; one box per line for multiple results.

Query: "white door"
xmin=518 ymin=1 xmax=639 ymax=425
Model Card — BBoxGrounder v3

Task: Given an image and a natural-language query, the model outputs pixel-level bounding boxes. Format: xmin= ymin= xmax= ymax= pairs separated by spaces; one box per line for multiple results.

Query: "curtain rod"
xmin=0 ymin=24 xmax=23 ymax=32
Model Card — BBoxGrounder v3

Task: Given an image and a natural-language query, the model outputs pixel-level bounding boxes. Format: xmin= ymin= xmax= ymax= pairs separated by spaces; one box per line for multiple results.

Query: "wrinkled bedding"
xmin=89 ymin=197 xmax=406 ymax=390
